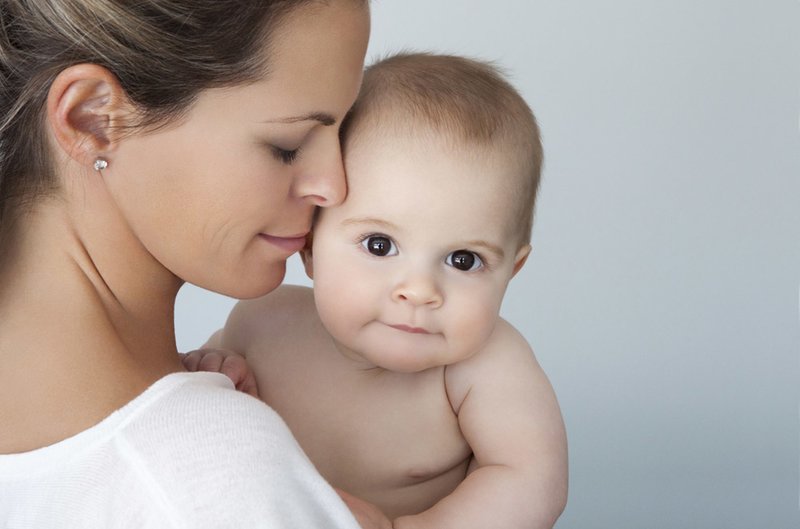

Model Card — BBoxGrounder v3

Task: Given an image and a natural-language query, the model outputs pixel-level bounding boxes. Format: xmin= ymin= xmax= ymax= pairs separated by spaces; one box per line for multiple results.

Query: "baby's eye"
xmin=446 ymin=250 xmax=483 ymax=271
xmin=361 ymin=235 xmax=398 ymax=257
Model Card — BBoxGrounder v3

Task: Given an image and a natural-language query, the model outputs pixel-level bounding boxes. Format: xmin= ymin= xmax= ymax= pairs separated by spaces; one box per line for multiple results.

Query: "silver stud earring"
xmin=93 ymin=158 xmax=108 ymax=171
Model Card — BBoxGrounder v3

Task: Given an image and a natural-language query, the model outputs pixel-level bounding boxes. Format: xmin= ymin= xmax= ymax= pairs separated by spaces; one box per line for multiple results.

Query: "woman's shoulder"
xmin=122 ymin=371 xmax=358 ymax=527
xmin=0 ymin=371 xmax=358 ymax=528
xmin=108 ymin=371 xmax=305 ymax=486
xmin=126 ymin=371 xmax=293 ymax=448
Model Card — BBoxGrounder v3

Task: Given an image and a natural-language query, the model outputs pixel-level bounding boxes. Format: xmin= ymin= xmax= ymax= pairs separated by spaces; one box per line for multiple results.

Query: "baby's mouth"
xmin=388 ymin=324 xmax=430 ymax=334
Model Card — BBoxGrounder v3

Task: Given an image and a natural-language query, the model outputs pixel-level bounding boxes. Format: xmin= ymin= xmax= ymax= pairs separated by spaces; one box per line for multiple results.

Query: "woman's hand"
xmin=182 ymin=348 xmax=259 ymax=398
xmin=336 ymin=489 xmax=394 ymax=529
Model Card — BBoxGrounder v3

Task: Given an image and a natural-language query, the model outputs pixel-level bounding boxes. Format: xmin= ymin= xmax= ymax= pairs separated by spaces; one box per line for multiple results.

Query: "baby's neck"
xmin=326 ymin=334 xmax=448 ymax=379
xmin=327 ymin=336 xmax=386 ymax=372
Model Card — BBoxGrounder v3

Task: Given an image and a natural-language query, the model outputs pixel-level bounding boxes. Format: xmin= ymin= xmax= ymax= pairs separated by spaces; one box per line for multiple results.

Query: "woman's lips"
xmin=258 ymin=233 xmax=308 ymax=254
xmin=389 ymin=324 xmax=430 ymax=334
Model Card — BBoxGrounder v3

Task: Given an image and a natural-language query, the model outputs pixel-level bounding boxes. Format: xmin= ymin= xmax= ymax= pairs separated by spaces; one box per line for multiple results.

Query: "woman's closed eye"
xmin=271 ymin=146 xmax=301 ymax=165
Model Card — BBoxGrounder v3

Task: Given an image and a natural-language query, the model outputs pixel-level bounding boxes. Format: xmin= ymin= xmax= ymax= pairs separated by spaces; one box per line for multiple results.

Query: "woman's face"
xmin=110 ymin=1 xmax=370 ymax=298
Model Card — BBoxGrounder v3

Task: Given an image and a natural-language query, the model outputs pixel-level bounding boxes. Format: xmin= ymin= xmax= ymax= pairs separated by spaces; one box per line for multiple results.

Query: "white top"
xmin=0 ymin=372 xmax=360 ymax=529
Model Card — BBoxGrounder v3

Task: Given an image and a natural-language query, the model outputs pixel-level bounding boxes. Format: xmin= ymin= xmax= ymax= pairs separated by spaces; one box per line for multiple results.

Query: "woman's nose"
xmin=391 ymin=274 xmax=444 ymax=308
xmin=296 ymin=135 xmax=347 ymax=207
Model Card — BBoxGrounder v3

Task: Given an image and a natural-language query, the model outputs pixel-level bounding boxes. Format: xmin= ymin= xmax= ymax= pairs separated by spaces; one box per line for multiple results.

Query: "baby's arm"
xmin=394 ymin=320 xmax=568 ymax=529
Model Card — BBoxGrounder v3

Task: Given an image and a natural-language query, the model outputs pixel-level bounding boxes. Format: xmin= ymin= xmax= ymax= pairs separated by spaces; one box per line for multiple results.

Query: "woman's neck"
xmin=0 ymin=199 xmax=184 ymax=453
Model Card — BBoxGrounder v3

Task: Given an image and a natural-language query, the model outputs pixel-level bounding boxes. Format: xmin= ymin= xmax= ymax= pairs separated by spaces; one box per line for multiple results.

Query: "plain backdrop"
xmin=175 ymin=2 xmax=800 ymax=527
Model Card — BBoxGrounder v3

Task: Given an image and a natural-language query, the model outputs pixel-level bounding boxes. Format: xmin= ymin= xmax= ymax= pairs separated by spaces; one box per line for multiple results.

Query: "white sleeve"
xmin=127 ymin=380 xmax=359 ymax=529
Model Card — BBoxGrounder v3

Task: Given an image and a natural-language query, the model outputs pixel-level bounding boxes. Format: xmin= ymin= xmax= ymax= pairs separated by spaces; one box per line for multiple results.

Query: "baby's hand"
xmin=182 ymin=348 xmax=259 ymax=398
xmin=335 ymin=489 xmax=393 ymax=529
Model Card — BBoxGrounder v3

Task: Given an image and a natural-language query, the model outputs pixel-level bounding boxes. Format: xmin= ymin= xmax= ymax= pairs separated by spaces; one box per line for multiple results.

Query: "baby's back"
xmin=223 ymin=285 xmax=472 ymax=519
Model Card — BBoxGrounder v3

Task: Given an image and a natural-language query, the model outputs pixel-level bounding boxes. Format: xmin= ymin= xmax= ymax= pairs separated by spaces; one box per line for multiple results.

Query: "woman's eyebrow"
xmin=263 ymin=112 xmax=336 ymax=126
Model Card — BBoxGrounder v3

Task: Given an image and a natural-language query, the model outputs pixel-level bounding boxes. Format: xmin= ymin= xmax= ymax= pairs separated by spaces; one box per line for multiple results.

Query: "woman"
xmin=0 ymin=0 xmax=383 ymax=526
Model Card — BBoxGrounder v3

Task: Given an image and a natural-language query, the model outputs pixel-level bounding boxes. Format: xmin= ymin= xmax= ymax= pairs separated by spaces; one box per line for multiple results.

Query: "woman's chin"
xmin=207 ymin=262 xmax=287 ymax=300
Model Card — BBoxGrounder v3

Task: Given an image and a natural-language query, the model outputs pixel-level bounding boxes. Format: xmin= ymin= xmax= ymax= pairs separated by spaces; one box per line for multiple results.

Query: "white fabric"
xmin=0 ymin=371 xmax=359 ymax=529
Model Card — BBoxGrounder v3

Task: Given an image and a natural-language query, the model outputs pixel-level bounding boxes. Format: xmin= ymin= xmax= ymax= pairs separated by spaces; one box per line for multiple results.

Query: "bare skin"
xmin=190 ymin=127 xmax=568 ymax=528
xmin=0 ymin=177 xmax=184 ymax=455
xmin=0 ymin=5 xmax=367 ymax=452
xmin=208 ymin=285 xmax=567 ymax=528
xmin=0 ymin=6 xmax=374 ymax=527
xmin=213 ymin=287 xmax=470 ymax=518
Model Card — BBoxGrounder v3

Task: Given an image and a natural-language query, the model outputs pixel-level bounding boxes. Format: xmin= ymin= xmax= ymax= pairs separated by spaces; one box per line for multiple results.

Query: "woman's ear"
xmin=512 ymin=244 xmax=532 ymax=277
xmin=46 ymin=63 xmax=133 ymax=168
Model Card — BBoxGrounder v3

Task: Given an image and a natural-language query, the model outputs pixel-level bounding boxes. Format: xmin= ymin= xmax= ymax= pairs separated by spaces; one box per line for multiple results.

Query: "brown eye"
xmin=447 ymin=250 xmax=482 ymax=271
xmin=361 ymin=235 xmax=397 ymax=257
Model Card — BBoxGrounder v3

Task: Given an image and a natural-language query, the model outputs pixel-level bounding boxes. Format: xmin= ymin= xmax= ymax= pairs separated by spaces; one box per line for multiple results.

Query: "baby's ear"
xmin=300 ymin=234 xmax=314 ymax=279
xmin=512 ymin=244 xmax=532 ymax=277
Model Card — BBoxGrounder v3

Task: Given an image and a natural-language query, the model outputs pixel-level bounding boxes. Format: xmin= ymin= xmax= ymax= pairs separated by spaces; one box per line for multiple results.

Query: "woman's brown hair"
xmin=0 ymin=0 xmax=358 ymax=239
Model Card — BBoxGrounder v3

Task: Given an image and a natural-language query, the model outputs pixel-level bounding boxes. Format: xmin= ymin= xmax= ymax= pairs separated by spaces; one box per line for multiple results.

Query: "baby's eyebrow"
xmin=340 ymin=217 xmax=399 ymax=230
xmin=463 ymin=240 xmax=505 ymax=260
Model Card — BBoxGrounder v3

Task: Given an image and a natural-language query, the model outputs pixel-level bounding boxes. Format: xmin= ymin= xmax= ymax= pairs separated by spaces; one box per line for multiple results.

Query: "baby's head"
xmin=342 ymin=52 xmax=542 ymax=248
xmin=305 ymin=52 xmax=543 ymax=372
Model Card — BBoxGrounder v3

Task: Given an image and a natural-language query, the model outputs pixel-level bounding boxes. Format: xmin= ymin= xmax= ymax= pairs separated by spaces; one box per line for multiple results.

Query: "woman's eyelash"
xmin=271 ymin=146 xmax=300 ymax=165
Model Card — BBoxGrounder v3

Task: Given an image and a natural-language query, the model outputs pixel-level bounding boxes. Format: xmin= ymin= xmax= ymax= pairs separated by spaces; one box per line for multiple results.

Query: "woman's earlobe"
xmin=46 ymin=63 xmax=131 ymax=167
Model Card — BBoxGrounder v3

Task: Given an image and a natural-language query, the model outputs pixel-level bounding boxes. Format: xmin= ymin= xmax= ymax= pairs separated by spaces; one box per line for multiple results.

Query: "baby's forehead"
xmin=344 ymin=99 xmax=489 ymax=146
xmin=339 ymin=128 xmax=527 ymax=237
xmin=345 ymin=119 xmax=521 ymax=183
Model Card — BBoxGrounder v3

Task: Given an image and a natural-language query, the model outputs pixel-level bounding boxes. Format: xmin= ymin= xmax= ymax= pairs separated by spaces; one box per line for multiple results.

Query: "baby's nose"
xmin=391 ymin=275 xmax=443 ymax=308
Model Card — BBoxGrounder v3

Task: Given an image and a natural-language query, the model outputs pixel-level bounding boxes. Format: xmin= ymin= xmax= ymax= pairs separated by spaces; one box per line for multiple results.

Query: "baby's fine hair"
xmin=0 ymin=0 xmax=363 ymax=242
xmin=342 ymin=52 xmax=543 ymax=246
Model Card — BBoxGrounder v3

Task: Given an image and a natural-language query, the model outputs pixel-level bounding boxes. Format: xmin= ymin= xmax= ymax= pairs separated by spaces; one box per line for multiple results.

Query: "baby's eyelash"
xmin=448 ymin=249 xmax=489 ymax=272
xmin=355 ymin=232 xmax=387 ymax=244
xmin=476 ymin=254 xmax=497 ymax=272
xmin=473 ymin=252 xmax=489 ymax=269
xmin=357 ymin=232 xmax=398 ymax=258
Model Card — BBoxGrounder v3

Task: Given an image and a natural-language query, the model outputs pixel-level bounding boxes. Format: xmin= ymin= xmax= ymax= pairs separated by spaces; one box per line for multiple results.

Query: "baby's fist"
xmin=182 ymin=348 xmax=259 ymax=398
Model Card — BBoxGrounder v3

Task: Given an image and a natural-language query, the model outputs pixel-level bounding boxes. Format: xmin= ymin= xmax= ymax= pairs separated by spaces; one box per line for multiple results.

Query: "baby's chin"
xmin=332 ymin=329 xmax=472 ymax=373
xmin=360 ymin=346 xmax=455 ymax=374
xmin=331 ymin=343 xmax=430 ymax=373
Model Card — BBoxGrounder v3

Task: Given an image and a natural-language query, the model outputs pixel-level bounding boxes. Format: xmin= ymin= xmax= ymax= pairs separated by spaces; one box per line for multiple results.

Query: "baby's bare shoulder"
xmin=233 ymin=284 xmax=315 ymax=321
xmin=445 ymin=318 xmax=541 ymax=407
xmin=465 ymin=318 xmax=535 ymax=368
xmin=219 ymin=285 xmax=318 ymax=352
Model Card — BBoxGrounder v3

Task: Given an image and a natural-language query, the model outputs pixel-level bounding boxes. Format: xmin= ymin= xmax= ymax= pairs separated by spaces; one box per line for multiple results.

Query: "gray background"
xmin=175 ymin=1 xmax=800 ymax=527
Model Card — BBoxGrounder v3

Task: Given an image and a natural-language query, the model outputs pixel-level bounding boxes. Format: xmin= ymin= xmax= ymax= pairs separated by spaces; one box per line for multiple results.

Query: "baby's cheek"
xmin=315 ymin=282 xmax=365 ymax=341
xmin=454 ymin=304 xmax=499 ymax=352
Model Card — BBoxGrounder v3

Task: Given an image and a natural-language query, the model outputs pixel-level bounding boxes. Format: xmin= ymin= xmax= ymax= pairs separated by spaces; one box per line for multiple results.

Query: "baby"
xmin=189 ymin=53 xmax=567 ymax=528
